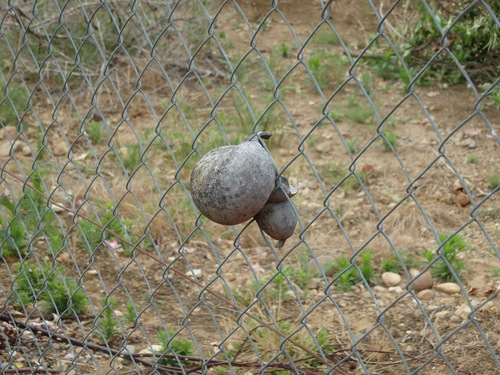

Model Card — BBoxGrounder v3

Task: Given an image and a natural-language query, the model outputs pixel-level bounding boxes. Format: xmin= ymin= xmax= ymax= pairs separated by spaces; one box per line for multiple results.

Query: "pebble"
xmin=435 ymin=310 xmax=451 ymax=319
xmin=372 ymin=285 xmax=387 ymax=293
xmin=456 ymin=192 xmax=470 ymax=207
xmin=306 ymin=278 xmax=322 ymax=290
xmin=22 ymin=145 xmax=32 ymax=156
xmin=381 ymin=272 xmax=401 ymax=287
xmin=416 ymin=289 xmax=434 ymax=301
xmin=454 ymin=303 xmax=471 ymax=320
xmin=388 ymin=286 xmax=403 ymax=294
xmin=411 ymin=271 xmax=434 ymax=291
xmin=188 ymin=269 xmax=202 ymax=278
xmin=308 ymin=255 xmax=337 ymax=277
xmin=435 ymin=282 xmax=461 ymax=295
xmin=0 ymin=143 xmax=11 ymax=157
xmin=52 ymin=141 xmax=69 ymax=156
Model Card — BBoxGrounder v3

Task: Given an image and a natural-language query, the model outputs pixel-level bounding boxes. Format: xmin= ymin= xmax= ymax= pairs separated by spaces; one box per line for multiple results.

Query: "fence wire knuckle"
xmin=1 ymin=0 xmax=499 ymax=374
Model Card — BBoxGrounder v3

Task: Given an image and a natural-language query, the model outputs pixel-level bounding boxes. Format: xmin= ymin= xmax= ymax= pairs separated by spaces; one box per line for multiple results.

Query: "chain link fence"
xmin=1 ymin=0 xmax=499 ymax=373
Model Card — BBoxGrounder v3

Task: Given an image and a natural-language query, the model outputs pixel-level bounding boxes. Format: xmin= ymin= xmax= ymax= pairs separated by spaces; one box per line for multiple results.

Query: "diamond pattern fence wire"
xmin=1 ymin=0 xmax=499 ymax=374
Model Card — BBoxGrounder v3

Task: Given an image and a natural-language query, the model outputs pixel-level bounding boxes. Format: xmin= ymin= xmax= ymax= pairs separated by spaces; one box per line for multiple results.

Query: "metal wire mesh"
xmin=1 ymin=0 xmax=499 ymax=374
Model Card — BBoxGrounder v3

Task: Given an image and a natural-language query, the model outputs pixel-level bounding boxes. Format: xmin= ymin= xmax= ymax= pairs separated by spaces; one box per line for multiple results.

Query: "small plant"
xmin=280 ymin=41 xmax=289 ymax=58
xmin=423 ymin=234 xmax=468 ymax=281
xmin=333 ymin=251 xmax=374 ymax=291
xmin=307 ymin=51 xmax=347 ymax=90
xmin=14 ymin=261 xmax=88 ymax=315
xmin=342 ymin=170 xmax=370 ymax=192
xmin=312 ymin=28 xmax=339 ymax=45
xmin=381 ymin=249 xmax=416 ymax=273
xmin=359 ymin=251 xmax=375 ymax=284
xmin=381 ymin=130 xmax=398 ymax=151
xmin=382 ymin=257 xmax=402 ymax=273
xmin=283 ymin=250 xmax=316 ymax=290
xmin=467 ymin=153 xmax=479 ymax=163
xmin=97 ymin=298 xmax=121 ymax=343
xmin=0 ymin=195 xmax=28 ymax=258
xmin=269 ymin=272 xmax=291 ymax=302
xmin=124 ymin=301 xmax=138 ymax=324
xmin=156 ymin=329 xmax=194 ymax=368
xmin=346 ymin=138 xmax=359 ymax=154
xmin=492 ymin=267 xmax=500 ymax=277
xmin=85 ymin=121 xmax=108 ymax=144
xmin=487 ymin=171 xmax=500 ymax=190
xmin=0 ymin=82 xmax=29 ymax=127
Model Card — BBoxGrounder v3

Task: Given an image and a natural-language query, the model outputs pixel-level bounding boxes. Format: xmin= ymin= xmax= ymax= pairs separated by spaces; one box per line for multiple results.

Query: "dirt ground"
xmin=1 ymin=0 xmax=499 ymax=374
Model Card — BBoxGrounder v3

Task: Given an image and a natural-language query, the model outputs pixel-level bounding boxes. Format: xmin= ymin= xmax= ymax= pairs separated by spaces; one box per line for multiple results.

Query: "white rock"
xmin=372 ymin=285 xmax=387 ymax=293
xmin=189 ymin=269 xmax=202 ymax=278
xmin=435 ymin=310 xmax=451 ymax=319
xmin=454 ymin=303 xmax=471 ymax=320
xmin=381 ymin=272 xmax=401 ymax=287
xmin=435 ymin=282 xmax=461 ymax=295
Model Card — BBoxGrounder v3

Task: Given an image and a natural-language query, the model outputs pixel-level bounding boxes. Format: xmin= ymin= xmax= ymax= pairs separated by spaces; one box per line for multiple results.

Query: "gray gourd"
xmin=190 ymin=132 xmax=276 ymax=225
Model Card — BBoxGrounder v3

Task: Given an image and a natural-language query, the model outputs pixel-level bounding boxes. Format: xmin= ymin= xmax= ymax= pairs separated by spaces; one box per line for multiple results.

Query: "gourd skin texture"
xmin=254 ymin=199 xmax=298 ymax=248
xmin=190 ymin=141 xmax=276 ymax=225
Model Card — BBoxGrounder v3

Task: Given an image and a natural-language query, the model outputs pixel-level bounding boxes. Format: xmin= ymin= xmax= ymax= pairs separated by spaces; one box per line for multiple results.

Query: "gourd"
xmin=254 ymin=199 xmax=298 ymax=248
xmin=190 ymin=132 xmax=276 ymax=225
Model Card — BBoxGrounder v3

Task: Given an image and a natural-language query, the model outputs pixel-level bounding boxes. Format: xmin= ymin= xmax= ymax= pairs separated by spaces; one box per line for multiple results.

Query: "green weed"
xmin=280 ymin=41 xmax=290 ymax=58
xmin=156 ymin=329 xmax=194 ymax=368
xmin=97 ymin=298 xmax=121 ymax=343
xmin=381 ymin=130 xmax=398 ymax=151
xmin=283 ymin=250 xmax=316 ymax=290
xmin=467 ymin=153 xmax=479 ymax=163
xmin=86 ymin=121 xmax=108 ymax=144
xmin=307 ymin=51 xmax=347 ymax=90
xmin=346 ymin=138 xmax=359 ymax=154
xmin=333 ymin=251 xmax=374 ymax=291
xmin=487 ymin=171 xmax=500 ymax=190
xmin=0 ymin=82 xmax=29 ymax=127
xmin=312 ymin=28 xmax=339 ymax=45
xmin=423 ymin=234 xmax=468 ymax=281
xmin=14 ymin=261 xmax=88 ymax=315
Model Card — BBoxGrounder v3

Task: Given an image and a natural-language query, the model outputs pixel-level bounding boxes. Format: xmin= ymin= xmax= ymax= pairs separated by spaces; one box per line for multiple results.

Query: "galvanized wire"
xmin=1 ymin=0 xmax=499 ymax=374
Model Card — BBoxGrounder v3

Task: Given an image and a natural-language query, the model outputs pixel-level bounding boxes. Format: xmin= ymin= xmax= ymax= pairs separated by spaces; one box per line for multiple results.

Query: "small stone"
xmin=456 ymin=192 xmax=470 ymax=207
xmin=0 ymin=143 xmax=11 ymax=157
xmin=381 ymin=272 xmax=401 ymax=287
xmin=306 ymin=278 xmax=322 ymax=290
xmin=454 ymin=303 xmax=471 ymax=320
xmin=22 ymin=145 xmax=31 ymax=156
xmin=460 ymin=138 xmax=476 ymax=149
xmin=416 ymin=289 xmax=434 ymax=301
xmin=372 ymin=285 xmax=387 ymax=293
xmin=52 ymin=141 xmax=69 ymax=156
xmin=449 ymin=315 xmax=461 ymax=323
xmin=188 ymin=269 xmax=202 ymax=278
xmin=435 ymin=310 xmax=451 ymax=319
xmin=441 ymin=297 xmax=456 ymax=305
xmin=411 ymin=271 xmax=434 ymax=292
xmin=308 ymin=255 xmax=337 ymax=277
xmin=388 ymin=286 xmax=403 ymax=294
xmin=315 ymin=141 xmax=333 ymax=153
xmin=63 ymin=353 xmax=75 ymax=360
xmin=361 ymin=164 xmax=374 ymax=173
xmin=435 ymin=282 xmax=461 ymax=295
